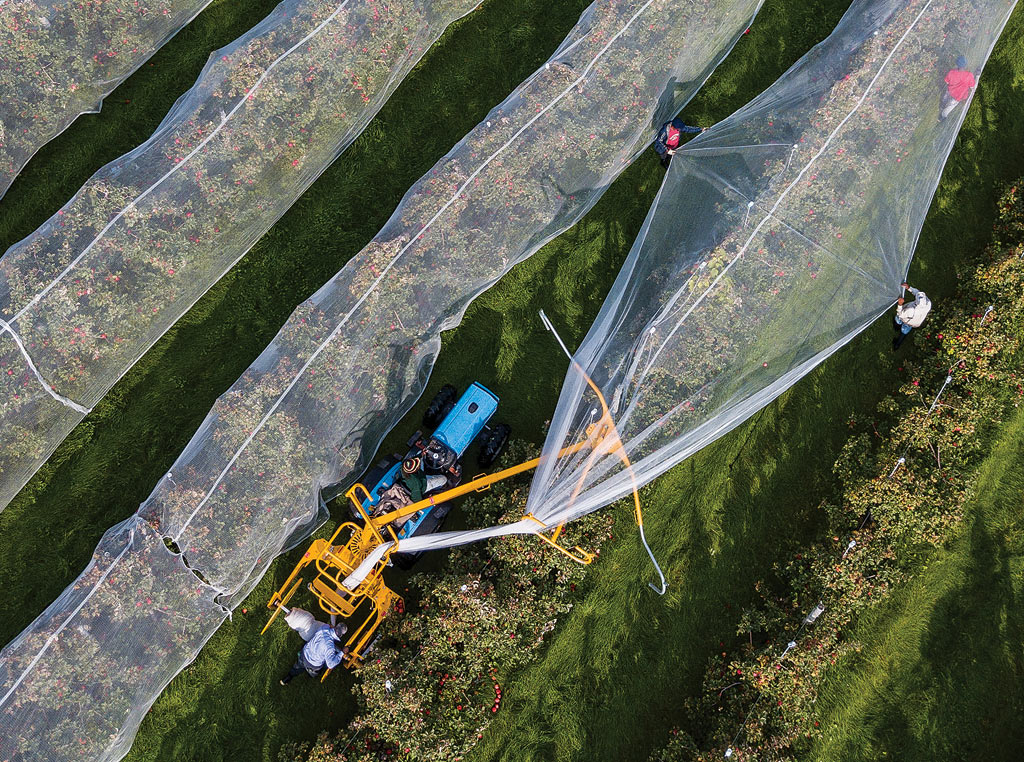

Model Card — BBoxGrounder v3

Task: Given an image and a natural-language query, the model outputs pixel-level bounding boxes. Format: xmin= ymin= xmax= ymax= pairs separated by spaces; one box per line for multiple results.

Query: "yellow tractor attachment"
xmin=262 ymin=353 xmax=654 ymax=672
xmin=262 ymin=442 xmax=592 ymax=670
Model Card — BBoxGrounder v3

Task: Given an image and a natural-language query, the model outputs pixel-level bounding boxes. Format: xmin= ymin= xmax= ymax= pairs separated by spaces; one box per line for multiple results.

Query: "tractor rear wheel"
xmin=478 ymin=423 xmax=511 ymax=468
xmin=423 ymin=384 xmax=458 ymax=429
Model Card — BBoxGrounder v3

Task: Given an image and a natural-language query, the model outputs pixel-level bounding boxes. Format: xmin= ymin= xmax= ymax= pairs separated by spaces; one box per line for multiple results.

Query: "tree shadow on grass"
xmin=865 ymin=510 xmax=1024 ymax=762
xmin=0 ymin=0 xmax=598 ymax=645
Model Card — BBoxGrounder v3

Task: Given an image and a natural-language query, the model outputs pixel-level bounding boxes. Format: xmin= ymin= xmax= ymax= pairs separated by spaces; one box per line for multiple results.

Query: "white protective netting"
xmin=0 ymin=0 xmax=762 ymax=757
xmin=525 ymin=0 xmax=1018 ymax=528
xmin=0 ymin=516 xmax=228 ymax=762
xmin=381 ymin=0 xmax=1020 ymax=562
xmin=0 ymin=0 xmax=481 ymax=512
xmin=0 ymin=0 xmax=216 ymax=198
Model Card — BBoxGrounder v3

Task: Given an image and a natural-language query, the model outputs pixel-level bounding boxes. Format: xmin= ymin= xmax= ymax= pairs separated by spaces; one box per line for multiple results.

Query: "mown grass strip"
xmin=0 ymin=0 xmax=1022 ymax=760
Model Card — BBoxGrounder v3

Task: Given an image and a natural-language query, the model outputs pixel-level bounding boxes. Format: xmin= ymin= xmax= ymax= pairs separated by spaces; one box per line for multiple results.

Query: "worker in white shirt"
xmin=893 ymin=282 xmax=931 ymax=350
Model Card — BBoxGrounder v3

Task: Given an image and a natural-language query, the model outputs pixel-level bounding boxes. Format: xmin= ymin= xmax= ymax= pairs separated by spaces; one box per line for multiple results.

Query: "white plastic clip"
xmin=888 ymin=456 xmax=906 ymax=479
xmin=803 ymin=602 xmax=825 ymax=625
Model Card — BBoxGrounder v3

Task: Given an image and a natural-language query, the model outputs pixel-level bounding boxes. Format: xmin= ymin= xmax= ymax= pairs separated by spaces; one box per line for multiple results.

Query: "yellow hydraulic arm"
xmin=262 ymin=440 xmax=592 ymax=671
xmin=366 ymin=439 xmax=589 ymax=547
xmin=263 ymin=315 xmax=662 ymax=672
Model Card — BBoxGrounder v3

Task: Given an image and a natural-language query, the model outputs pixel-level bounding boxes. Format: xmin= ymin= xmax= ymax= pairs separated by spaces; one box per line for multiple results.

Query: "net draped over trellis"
xmin=525 ymin=0 xmax=1018 ymax=528
xmin=381 ymin=0 xmax=1018 ymax=563
xmin=0 ymin=0 xmax=762 ymax=758
xmin=0 ymin=0 xmax=215 ymax=198
xmin=0 ymin=0 xmax=481 ymax=513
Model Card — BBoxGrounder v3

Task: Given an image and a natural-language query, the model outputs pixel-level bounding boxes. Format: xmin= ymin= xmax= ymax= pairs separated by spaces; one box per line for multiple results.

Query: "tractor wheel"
xmin=423 ymin=384 xmax=458 ymax=429
xmin=478 ymin=423 xmax=511 ymax=468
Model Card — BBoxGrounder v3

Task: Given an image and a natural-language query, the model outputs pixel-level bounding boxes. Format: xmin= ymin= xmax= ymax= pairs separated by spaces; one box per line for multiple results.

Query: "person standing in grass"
xmin=280 ymin=621 xmax=349 ymax=684
xmin=654 ymin=117 xmax=706 ymax=168
xmin=939 ymin=56 xmax=976 ymax=122
xmin=893 ymin=282 xmax=932 ymax=350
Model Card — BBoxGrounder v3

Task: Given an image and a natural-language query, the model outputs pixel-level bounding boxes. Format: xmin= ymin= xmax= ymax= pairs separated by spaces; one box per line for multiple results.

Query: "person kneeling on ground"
xmin=654 ymin=117 xmax=705 ymax=168
xmin=939 ymin=55 xmax=976 ymax=122
xmin=893 ymin=281 xmax=932 ymax=350
xmin=280 ymin=621 xmax=349 ymax=685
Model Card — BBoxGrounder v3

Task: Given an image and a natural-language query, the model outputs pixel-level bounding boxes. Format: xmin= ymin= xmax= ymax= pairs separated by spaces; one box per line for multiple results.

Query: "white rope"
xmin=842 ymin=539 xmax=856 ymax=559
xmin=638 ymin=521 xmax=667 ymax=595
xmin=174 ymin=0 xmax=665 ymax=539
xmin=0 ymin=318 xmax=91 ymax=414
xmin=927 ymin=374 xmax=952 ymax=414
xmin=541 ymin=309 xmax=667 ymax=594
xmin=888 ymin=455 xmax=906 ymax=478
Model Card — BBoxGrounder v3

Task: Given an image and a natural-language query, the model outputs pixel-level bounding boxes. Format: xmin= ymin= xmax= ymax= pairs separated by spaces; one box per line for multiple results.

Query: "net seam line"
xmin=700 ymin=165 xmax=888 ymax=289
xmin=0 ymin=520 xmax=139 ymax=709
xmin=556 ymin=307 xmax=886 ymax=520
xmin=680 ymin=142 xmax=794 ymax=153
xmin=8 ymin=0 xmax=355 ymax=325
xmin=172 ymin=0 xmax=662 ymax=540
xmin=639 ymin=0 xmax=935 ymax=371
xmin=0 ymin=317 xmax=91 ymax=414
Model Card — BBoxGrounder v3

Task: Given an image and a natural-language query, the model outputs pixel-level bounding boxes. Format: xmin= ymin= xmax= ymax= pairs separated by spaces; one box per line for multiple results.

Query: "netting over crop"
xmin=0 ymin=0 xmax=761 ymax=757
xmin=0 ymin=0 xmax=481 ymax=512
xmin=0 ymin=517 xmax=227 ymax=761
xmin=376 ymin=0 xmax=1018 ymax=563
xmin=0 ymin=0 xmax=215 ymax=198
xmin=525 ymin=0 xmax=1018 ymax=528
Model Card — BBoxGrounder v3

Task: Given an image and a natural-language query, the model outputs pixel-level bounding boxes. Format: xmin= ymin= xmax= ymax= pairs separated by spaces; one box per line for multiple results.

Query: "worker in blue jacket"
xmin=654 ymin=117 xmax=705 ymax=168
xmin=280 ymin=621 xmax=349 ymax=684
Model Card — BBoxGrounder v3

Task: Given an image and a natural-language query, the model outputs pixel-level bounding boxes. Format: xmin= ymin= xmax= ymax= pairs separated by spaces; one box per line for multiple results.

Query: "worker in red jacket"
xmin=939 ymin=56 xmax=976 ymax=122
xmin=654 ymin=117 xmax=706 ymax=168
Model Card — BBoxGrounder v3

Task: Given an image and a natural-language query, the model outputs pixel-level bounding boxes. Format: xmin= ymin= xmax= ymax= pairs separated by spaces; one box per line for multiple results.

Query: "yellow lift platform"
xmin=262 ymin=356 xmax=657 ymax=676
xmin=260 ymin=443 xmax=598 ymax=673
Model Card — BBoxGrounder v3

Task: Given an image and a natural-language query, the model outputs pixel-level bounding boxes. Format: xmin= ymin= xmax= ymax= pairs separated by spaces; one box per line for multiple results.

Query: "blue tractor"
xmin=346 ymin=382 xmax=511 ymax=568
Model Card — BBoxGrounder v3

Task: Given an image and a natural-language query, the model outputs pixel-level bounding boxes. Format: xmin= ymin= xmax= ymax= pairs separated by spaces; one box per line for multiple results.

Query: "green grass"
xmin=807 ymin=401 xmax=1024 ymax=762
xmin=465 ymin=4 xmax=1024 ymax=760
xmin=0 ymin=0 xmax=1023 ymax=760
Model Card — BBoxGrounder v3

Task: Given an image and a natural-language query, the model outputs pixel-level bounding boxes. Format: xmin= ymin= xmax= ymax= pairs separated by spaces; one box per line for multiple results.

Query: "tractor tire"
xmin=478 ymin=423 xmax=511 ymax=468
xmin=423 ymin=384 xmax=458 ymax=429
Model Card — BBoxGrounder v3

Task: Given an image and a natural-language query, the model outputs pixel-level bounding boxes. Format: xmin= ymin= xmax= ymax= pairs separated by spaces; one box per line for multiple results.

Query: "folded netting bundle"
xmin=375 ymin=0 xmax=1019 ymax=561
xmin=0 ymin=0 xmax=481 ymax=512
xmin=0 ymin=0 xmax=215 ymax=198
xmin=0 ymin=0 xmax=762 ymax=757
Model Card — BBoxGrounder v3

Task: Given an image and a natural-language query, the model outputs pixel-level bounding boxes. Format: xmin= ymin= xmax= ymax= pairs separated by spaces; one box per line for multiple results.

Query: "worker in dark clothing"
xmin=399 ymin=456 xmax=446 ymax=501
xmin=654 ymin=117 xmax=705 ymax=168
xmin=939 ymin=56 xmax=976 ymax=122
